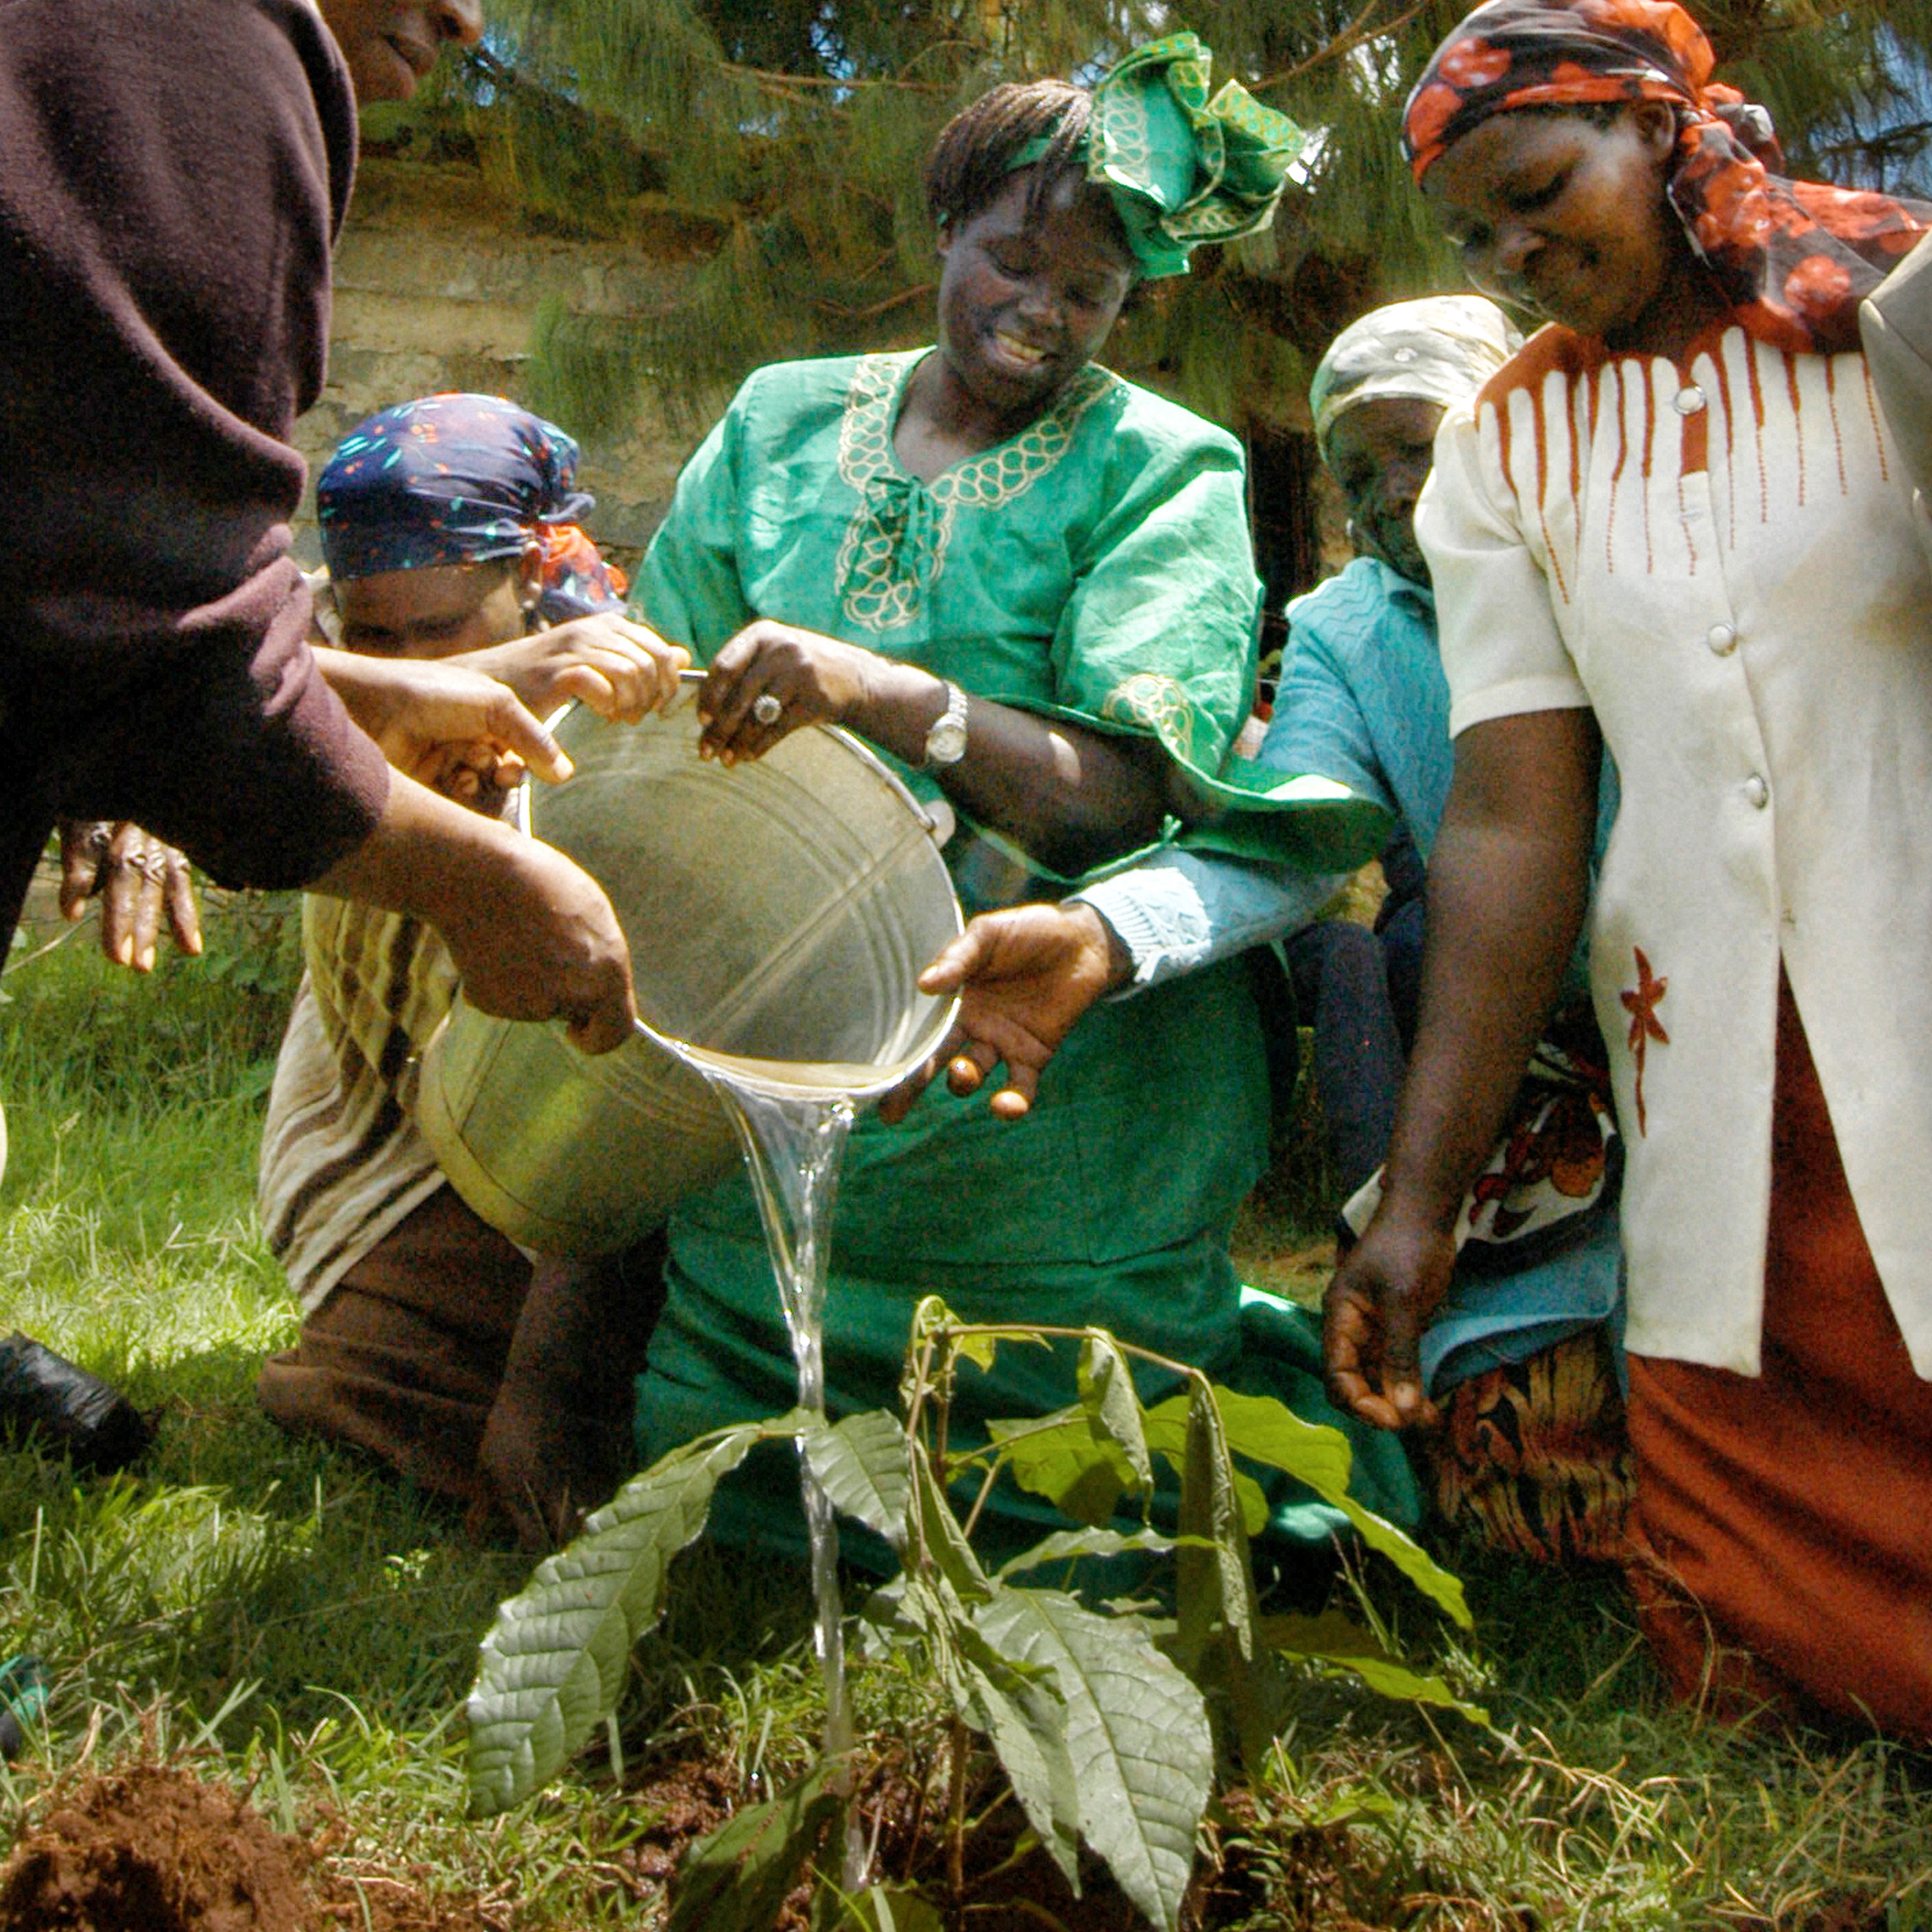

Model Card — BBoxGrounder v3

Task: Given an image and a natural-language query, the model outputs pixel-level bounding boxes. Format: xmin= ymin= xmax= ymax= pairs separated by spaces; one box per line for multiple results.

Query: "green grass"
xmin=1 ymin=901 xmax=1929 ymax=1929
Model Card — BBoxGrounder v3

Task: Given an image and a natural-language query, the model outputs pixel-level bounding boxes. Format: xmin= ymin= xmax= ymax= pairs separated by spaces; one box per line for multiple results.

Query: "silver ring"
xmin=751 ymin=693 xmax=783 ymax=726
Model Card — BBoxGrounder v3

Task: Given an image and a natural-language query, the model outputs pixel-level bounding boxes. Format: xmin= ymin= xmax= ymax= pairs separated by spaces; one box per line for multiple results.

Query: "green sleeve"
xmin=629 ymin=399 xmax=755 ymax=663
xmin=1047 ymin=427 xmax=1390 ymax=876
xmin=1050 ymin=435 xmax=1260 ymax=778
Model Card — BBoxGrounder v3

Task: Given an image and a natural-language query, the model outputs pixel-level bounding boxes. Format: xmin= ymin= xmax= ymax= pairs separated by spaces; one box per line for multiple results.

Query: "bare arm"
xmin=694 ymin=623 xmax=1173 ymax=878
xmin=1323 ymin=707 xmax=1600 ymax=1429
xmin=309 ymin=771 xmax=637 ymax=1053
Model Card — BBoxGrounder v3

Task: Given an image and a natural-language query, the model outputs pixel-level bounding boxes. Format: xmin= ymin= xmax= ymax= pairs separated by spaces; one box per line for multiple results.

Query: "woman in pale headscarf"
xmin=910 ymin=293 xmax=1634 ymax=1563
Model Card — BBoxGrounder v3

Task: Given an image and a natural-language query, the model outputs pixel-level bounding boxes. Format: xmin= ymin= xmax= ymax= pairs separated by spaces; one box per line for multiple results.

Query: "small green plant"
xmin=465 ymin=1299 xmax=1482 ymax=1931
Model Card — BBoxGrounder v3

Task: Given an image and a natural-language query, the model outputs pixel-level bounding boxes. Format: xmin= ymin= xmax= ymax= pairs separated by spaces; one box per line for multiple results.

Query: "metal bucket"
xmin=415 ymin=691 xmax=963 ymax=1256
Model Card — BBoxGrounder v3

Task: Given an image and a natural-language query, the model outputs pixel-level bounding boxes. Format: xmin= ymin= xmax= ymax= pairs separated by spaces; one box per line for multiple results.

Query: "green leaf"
xmin=950 ymin=1608 xmax=1082 ymax=1890
xmin=1190 ymin=1388 xmax=1472 ymax=1628
xmin=666 ymin=1756 xmax=845 ymax=1932
xmin=997 ymin=1525 xmax=1211 ymax=1580
xmin=1172 ymin=1379 xmax=1258 ymax=1675
xmin=971 ymin=1587 xmax=1212 ymax=1932
xmin=909 ymin=1441 xmax=994 ymax=1606
xmin=890 ymin=1564 xmax=1080 ymax=1893
xmin=986 ymin=1408 xmax=1130 ymax=1529
xmin=1258 ymin=1612 xmax=1488 ymax=1722
xmin=805 ymin=1409 xmax=910 ymax=1548
xmin=907 ymin=1295 xmax=999 ymax=1373
xmin=854 ymin=1575 xmax=919 ymax=1657
xmin=1185 ymin=1640 xmax=1302 ymax=1776
xmin=1077 ymin=1333 xmax=1152 ymax=1490
xmin=836 ymin=1885 xmax=946 ymax=1932
xmin=1141 ymin=1403 xmax=1270 ymax=1537
xmin=467 ymin=1411 xmax=805 ymax=1816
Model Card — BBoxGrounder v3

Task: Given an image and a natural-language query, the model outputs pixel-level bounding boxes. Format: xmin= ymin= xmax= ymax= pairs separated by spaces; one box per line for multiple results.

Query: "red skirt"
xmin=1625 ymin=977 xmax=1932 ymax=1738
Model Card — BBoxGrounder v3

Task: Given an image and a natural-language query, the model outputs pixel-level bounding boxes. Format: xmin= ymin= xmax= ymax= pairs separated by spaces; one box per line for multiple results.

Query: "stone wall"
xmin=294 ymin=158 xmax=704 ymax=568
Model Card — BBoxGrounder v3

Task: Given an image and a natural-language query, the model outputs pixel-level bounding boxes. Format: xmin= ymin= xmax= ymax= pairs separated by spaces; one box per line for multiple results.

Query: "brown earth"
xmin=0 ymin=1764 xmax=501 ymax=1932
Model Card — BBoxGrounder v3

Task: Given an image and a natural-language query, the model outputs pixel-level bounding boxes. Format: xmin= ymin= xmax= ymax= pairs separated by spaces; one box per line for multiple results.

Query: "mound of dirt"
xmin=0 ymin=1764 xmax=496 ymax=1932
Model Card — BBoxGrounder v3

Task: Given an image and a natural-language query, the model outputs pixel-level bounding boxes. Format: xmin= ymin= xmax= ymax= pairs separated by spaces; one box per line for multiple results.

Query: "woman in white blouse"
xmin=1325 ymin=0 xmax=1932 ymax=1736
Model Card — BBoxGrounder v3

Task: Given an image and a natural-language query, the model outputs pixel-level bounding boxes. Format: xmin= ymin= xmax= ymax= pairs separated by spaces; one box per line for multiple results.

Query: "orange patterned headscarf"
xmin=1402 ymin=0 xmax=1931 ymax=352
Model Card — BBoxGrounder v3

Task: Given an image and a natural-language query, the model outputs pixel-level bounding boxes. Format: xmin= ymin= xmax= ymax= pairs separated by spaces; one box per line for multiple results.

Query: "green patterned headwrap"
xmin=1010 ymin=34 xmax=1305 ymax=278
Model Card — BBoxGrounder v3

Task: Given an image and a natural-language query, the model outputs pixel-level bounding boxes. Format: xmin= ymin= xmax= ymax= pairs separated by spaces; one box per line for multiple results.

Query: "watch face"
xmin=926 ymin=717 xmax=969 ymax=765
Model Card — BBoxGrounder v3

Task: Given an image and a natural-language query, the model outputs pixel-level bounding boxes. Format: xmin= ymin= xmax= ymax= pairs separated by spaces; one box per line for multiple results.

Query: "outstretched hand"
xmin=57 ymin=819 xmax=201 ymax=971
xmin=877 ymin=901 xmax=1130 ymax=1125
xmin=1321 ymin=1212 xmax=1457 ymax=1431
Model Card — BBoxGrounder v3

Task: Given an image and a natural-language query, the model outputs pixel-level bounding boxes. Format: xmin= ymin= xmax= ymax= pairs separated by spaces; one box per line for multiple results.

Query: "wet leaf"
xmin=972 ymin=1586 xmax=1211 ymax=1932
xmin=666 ymin=1755 xmax=844 ymax=1932
xmin=909 ymin=1441 xmax=994 ymax=1606
xmin=837 ymin=1884 xmax=946 ymax=1932
xmin=467 ymin=1410 xmax=806 ymax=1816
xmin=950 ymin=1602 xmax=1082 ymax=1890
xmin=997 ymin=1525 xmax=1207 ymax=1580
xmin=907 ymin=1294 xmax=999 ymax=1373
xmin=805 ymin=1408 xmax=909 ymax=1548
xmin=1142 ymin=1401 xmax=1270 ymax=1536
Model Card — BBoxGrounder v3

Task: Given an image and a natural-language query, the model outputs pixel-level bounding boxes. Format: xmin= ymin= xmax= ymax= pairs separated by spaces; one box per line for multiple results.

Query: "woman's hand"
xmin=877 ymin=901 xmax=1131 ymax=1123
xmin=406 ymin=740 xmax=523 ymax=811
xmin=696 ymin=621 xmax=882 ymax=763
xmin=454 ymin=615 xmax=690 ymax=724
xmin=1321 ymin=1210 xmax=1456 ymax=1432
xmin=313 ymin=647 xmax=577 ymax=786
xmin=311 ymin=772 xmax=638 ymax=1054
xmin=57 ymin=819 xmax=201 ymax=971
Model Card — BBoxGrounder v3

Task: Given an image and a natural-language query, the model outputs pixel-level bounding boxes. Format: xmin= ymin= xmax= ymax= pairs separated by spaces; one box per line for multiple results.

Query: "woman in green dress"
xmin=631 ymin=42 xmax=1393 ymax=1552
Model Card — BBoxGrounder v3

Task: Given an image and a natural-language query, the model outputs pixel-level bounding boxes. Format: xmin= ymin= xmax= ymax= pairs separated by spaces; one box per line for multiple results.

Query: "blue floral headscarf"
xmin=317 ymin=394 xmax=627 ymax=620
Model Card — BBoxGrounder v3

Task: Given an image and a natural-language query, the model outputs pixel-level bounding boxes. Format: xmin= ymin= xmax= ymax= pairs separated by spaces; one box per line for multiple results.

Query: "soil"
xmin=0 ymin=1764 xmax=501 ymax=1932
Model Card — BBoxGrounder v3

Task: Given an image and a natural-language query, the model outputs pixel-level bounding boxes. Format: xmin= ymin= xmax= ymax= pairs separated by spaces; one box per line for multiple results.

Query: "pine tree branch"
xmin=1254 ymin=0 xmax=1435 ymax=91
xmin=810 ymin=281 xmax=936 ymax=321
xmin=717 ymin=58 xmax=946 ymax=95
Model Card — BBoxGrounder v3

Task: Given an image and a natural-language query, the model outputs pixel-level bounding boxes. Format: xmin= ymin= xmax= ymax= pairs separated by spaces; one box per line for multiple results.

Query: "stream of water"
xmin=683 ymin=1046 xmax=867 ymax=1890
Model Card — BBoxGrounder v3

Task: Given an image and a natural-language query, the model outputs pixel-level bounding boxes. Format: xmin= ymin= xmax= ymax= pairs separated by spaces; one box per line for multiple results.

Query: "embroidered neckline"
xmin=834 ymin=351 xmax=1117 ymax=632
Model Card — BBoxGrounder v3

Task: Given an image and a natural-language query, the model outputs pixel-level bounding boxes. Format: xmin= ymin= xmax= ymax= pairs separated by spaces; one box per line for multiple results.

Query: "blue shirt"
xmin=1269 ymin=557 xmax=1453 ymax=855
xmin=1080 ymin=558 xmax=1450 ymax=980
xmin=1080 ymin=556 xmax=1615 ymax=982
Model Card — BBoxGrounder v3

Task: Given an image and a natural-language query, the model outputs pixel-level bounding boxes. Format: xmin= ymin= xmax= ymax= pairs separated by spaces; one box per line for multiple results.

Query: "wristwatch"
xmin=923 ymin=681 xmax=970 ymax=768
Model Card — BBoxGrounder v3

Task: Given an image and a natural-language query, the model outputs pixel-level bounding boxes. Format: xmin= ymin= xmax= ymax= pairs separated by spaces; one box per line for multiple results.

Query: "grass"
xmin=1 ymin=893 xmax=1929 ymax=1928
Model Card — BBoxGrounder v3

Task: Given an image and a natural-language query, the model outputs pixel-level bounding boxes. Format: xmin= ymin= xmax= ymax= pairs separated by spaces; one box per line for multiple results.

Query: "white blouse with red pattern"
xmin=1418 ymin=321 xmax=1932 ymax=1379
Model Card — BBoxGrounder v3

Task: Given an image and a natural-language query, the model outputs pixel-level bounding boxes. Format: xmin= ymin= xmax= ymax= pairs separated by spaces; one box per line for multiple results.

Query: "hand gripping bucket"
xmin=415 ymin=693 xmax=963 ymax=1256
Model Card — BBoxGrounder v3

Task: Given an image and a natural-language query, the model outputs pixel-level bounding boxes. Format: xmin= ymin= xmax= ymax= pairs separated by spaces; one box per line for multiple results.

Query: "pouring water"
xmin=668 ymin=1036 xmax=869 ymax=1889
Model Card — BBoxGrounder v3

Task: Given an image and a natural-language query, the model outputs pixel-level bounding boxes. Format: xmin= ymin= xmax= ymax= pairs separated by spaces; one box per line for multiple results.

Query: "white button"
xmin=1707 ymin=622 xmax=1736 ymax=655
xmin=1743 ymin=773 xmax=1768 ymax=809
xmin=1674 ymin=384 xmax=1707 ymax=415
